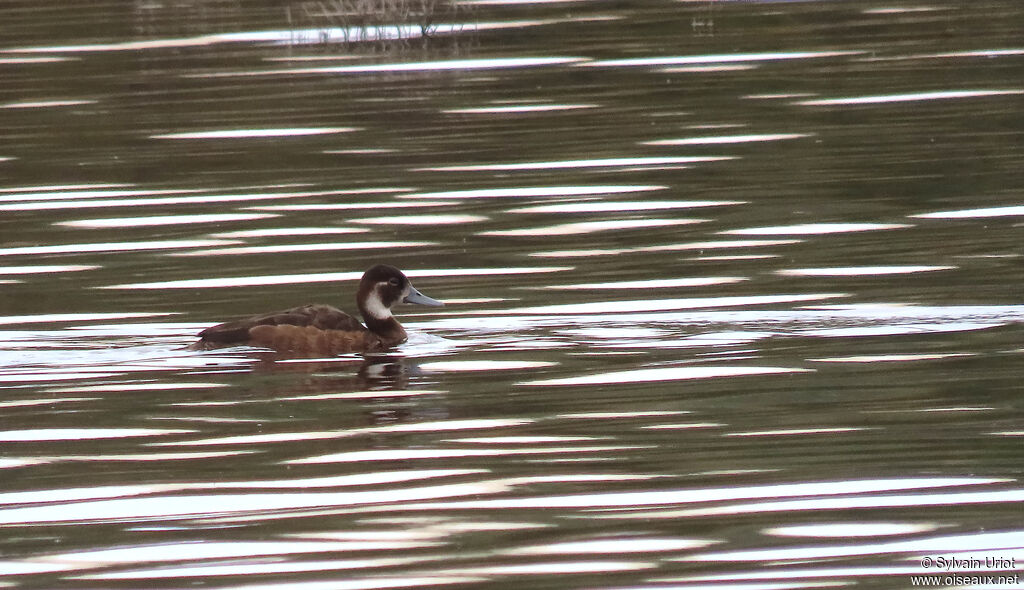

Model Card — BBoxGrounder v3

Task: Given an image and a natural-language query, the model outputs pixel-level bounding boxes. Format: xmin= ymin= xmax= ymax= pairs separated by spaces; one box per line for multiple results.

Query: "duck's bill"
xmin=404 ymin=286 xmax=444 ymax=306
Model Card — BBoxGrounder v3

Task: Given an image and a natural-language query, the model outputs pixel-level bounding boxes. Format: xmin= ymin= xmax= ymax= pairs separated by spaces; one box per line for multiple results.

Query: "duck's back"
xmin=197 ymin=304 xmax=371 ymax=351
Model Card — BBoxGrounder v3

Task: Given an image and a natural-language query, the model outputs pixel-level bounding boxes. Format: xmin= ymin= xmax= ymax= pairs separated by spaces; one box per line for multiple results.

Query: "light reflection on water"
xmin=0 ymin=99 xmax=97 ymax=109
xmin=0 ymin=239 xmax=240 ymax=256
xmin=4 ymin=22 xmax=570 ymax=54
xmin=721 ymin=223 xmax=913 ymax=235
xmin=443 ymin=103 xmax=598 ymax=114
xmin=912 ymin=205 xmax=1024 ymax=219
xmin=583 ymin=50 xmax=864 ymax=67
xmin=418 ymin=155 xmax=734 ymax=171
xmin=99 ymin=266 xmax=571 ymax=289
xmin=643 ymin=133 xmax=812 ymax=146
xmin=530 ymin=238 xmax=802 ymax=258
xmin=508 ymin=200 xmax=743 ymax=214
xmin=0 ymin=187 xmax=205 ymax=203
xmin=55 ymin=213 xmax=277 ymax=229
xmin=194 ymin=55 xmax=587 ymax=78
xmin=480 ymin=218 xmax=705 ymax=237
xmin=535 ymin=277 xmax=746 ymax=290
xmin=2 ymin=0 xmax=1024 ymax=588
xmin=350 ymin=214 xmax=488 ymax=225
xmin=169 ymin=240 xmax=439 ymax=257
xmin=0 ymin=265 xmax=99 ymax=276
xmin=0 ymin=188 xmax=389 ymax=212
xmin=521 ymin=365 xmax=809 ymax=387
xmin=796 ymin=89 xmax=1024 ymax=106
xmin=400 ymin=185 xmax=667 ymax=200
xmin=151 ymin=127 xmax=358 ymax=139
xmin=777 ymin=266 xmax=955 ymax=277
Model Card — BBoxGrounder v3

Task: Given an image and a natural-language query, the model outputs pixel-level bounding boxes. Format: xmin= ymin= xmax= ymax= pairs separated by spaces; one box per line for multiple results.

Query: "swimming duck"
xmin=195 ymin=264 xmax=443 ymax=354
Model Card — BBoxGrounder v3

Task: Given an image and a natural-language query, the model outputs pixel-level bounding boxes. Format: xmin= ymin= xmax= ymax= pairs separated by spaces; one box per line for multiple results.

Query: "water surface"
xmin=2 ymin=0 xmax=1024 ymax=588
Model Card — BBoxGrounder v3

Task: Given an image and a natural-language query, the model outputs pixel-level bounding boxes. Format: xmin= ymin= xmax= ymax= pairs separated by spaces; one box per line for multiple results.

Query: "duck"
xmin=194 ymin=264 xmax=443 ymax=354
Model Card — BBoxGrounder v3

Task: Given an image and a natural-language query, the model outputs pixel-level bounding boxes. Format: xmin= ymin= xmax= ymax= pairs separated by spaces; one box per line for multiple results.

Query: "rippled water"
xmin=2 ymin=0 xmax=1024 ymax=588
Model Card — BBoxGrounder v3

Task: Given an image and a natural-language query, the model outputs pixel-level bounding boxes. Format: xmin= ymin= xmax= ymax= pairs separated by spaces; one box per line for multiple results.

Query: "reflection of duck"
xmin=195 ymin=265 xmax=443 ymax=354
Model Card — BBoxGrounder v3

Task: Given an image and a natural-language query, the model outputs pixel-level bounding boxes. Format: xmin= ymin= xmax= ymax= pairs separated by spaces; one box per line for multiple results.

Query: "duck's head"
xmin=357 ymin=264 xmax=444 ymax=321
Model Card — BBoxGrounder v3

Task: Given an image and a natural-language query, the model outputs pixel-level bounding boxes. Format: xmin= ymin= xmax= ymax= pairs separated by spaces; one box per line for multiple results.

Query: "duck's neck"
xmin=360 ymin=292 xmax=407 ymax=348
xmin=362 ymin=314 xmax=407 ymax=346
xmin=357 ymin=284 xmax=407 ymax=346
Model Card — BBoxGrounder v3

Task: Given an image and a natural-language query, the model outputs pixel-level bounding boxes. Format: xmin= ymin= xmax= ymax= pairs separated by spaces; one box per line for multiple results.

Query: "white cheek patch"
xmin=363 ymin=285 xmax=392 ymax=320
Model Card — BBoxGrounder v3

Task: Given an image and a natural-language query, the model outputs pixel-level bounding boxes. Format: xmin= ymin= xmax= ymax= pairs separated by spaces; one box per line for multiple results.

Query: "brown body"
xmin=249 ymin=323 xmax=387 ymax=355
xmin=194 ymin=265 xmax=442 ymax=355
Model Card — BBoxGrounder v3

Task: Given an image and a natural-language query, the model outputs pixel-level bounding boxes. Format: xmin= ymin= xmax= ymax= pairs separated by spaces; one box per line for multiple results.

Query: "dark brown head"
xmin=356 ymin=264 xmax=443 ymax=323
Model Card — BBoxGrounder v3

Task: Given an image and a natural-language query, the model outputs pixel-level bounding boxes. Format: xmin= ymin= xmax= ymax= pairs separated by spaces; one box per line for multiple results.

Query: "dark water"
xmin=2 ymin=0 xmax=1024 ymax=587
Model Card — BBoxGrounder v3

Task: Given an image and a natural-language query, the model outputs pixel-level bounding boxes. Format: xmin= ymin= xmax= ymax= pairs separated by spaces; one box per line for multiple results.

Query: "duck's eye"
xmin=388 ymin=278 xmax=400 ymax=287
